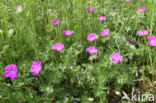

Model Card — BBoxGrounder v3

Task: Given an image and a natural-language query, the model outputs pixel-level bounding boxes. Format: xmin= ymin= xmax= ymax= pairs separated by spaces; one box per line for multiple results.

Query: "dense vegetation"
xmin=0 ymin=0 xmax=156 ymax=102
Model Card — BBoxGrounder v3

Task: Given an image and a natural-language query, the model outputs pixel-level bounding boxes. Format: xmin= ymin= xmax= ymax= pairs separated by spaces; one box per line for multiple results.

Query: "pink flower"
xmin=147 ymin=36 xmax=156 ymax=47
xmin=14 ymin=5 xmax=21 ymax=10
xmin=86 ymin=46 xmax=98 ymax=54
xmin=126 ymin=38 xmax=130 ymax=43
xmin=52 ymin=43 xmax=64 ymax=51
xmin=147 ymin=36 xmax=155 ymax=41
xmin=52 ymin=20 xmax=60 ymax=25
xmin=4 ymin=64 xmax=18 ymax=79
xmin=101 ymin=29 xmax=110 ymax=36
xmin=70 ymin=66 xmax=73 ymax=70
xmin=98 ymin=16 xmax=107 ymax=21
xmin=140 ymin=66 xmax=143 ymax=70
xmin=110 ymin=52 xmax=123 ymax=64
xmin=87 ymin=33 xmax=97 ymax=41
xmin=88 ymin=7 xmax=95 ymax=11
xmin=64 ymin=30 xmax=72 ymax=36
xmin=138 ymin=7 xmax=146 ymax=11
xmin=125 ymin=0 xmax=131 ymax=2
xmin=137 ymin=30 xmax=148 ymax=36
xmin=30 ymin=61 xmax=42 ymax=75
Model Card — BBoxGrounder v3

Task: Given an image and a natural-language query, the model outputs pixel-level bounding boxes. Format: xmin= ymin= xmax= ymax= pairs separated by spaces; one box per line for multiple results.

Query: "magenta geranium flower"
xmin=64 ymin=30 xmax=72 ymax=36
xmin=125 ymin=0 xmax=131 ymax=2
xmin=14 ymin=5 xmax=21 ymax=10
xmin=147 ymin=36 xmax=155 ymax=41
xmin=140 ymin=66 xmax=143 ymax=70
xmin=126 ymin=38 xmax=130 ymax=43
xmin=86 ymin=46 xmax=98 ymax=54
xmin=70 ymin=66 xmax=73 ymax=70
xmin=52 ymin=20 xmax=60 ymax=25
xmin=4 ymin=64 xmax=18 ymax=79
xmin=98 ymin=16 xmax=107 ymax=21
xmin=137 ymin=30 xmax=148 ymax=36
xmin=110 ymin=52 xmax=123 ymax=64
xmin=87 ymin=33 xmax=97 ymax=41
xmin=147 ymin=36 xmax=156 ymax=47
xmin=101 ymin=29 xmax=110 ymax=36
xmin=138 ymin=7 xmax=146 ymax=11
xmin=88 ymin=7 xmax=95 ymax=11
xmin=30 ymin=61 xmax=42 ymax=75
xmin=52 ymin=43 xmax=64 ymax=51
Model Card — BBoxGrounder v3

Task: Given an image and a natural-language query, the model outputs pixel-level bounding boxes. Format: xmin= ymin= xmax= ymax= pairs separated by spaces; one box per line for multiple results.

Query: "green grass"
xmin=0 ymin=0 xmax=156 ymax=102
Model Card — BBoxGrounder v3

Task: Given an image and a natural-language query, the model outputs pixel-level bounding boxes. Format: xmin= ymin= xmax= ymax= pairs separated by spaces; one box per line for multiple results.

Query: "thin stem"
xmin=39 ymin=74 xmax=44 ymax=83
